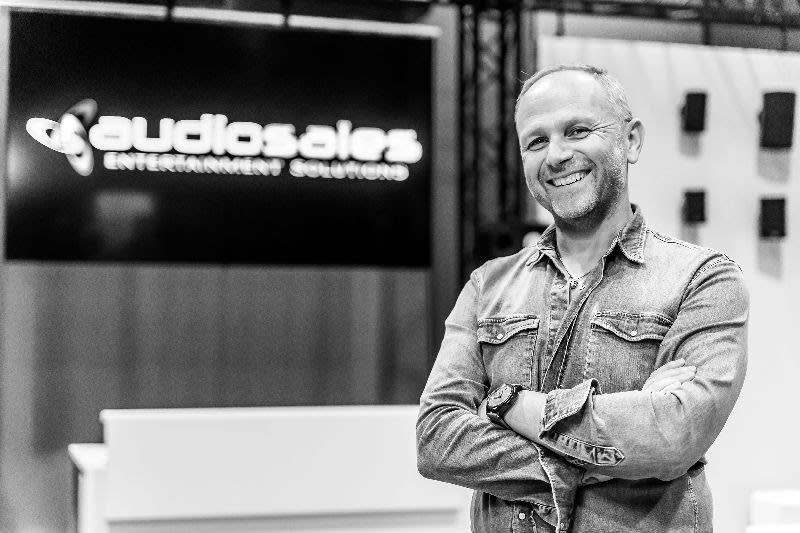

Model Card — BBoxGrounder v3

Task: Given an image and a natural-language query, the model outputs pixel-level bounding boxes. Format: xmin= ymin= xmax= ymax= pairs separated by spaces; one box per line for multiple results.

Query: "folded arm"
xmin=503 ymin=257 xmax=748 ymax=481
xmin=416 ymin=268 xmax=584 ymax=508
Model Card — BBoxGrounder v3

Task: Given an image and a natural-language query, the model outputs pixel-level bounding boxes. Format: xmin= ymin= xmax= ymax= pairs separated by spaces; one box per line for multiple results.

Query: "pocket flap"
xmin=591 ymin=311 xmax=671 ymax=342
xmin=477 ymin=314 xmax=539 ymax=344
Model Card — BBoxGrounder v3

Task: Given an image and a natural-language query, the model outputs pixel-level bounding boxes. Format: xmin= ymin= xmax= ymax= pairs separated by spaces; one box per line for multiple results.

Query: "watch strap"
xmin=487 ymin=384 xmax=526 ymax=428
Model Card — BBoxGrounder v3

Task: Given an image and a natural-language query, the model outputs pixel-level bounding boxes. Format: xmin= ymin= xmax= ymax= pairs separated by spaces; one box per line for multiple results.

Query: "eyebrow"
xmin=521 ymin=114 xmax=597 ymax=139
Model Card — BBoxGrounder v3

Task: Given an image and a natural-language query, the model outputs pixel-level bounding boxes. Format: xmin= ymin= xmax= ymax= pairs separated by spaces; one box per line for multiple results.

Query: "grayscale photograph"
xmin=0 ymin=0 xmax=794 ymax=532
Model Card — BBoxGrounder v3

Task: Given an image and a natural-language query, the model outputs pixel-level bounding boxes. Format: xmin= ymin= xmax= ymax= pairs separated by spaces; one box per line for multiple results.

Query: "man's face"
xmin=515 ymin=70 xmax=638 ymax=225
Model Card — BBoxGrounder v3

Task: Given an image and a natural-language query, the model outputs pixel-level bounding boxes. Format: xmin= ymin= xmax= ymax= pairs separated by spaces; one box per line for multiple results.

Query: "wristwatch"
xmin=486 ymin=384 xmax=527 ymax=429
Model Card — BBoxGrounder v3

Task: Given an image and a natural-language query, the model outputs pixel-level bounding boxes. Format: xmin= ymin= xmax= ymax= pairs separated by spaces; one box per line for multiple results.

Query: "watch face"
xmin=488 ymin=384 xmax=512 ymax=409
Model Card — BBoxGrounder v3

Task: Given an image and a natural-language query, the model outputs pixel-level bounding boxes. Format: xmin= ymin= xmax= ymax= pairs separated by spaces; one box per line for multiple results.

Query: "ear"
xmin=625 ymin=118 xmax=645 ymax=164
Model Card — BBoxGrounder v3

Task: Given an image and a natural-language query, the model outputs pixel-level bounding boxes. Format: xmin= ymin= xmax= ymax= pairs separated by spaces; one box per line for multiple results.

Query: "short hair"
xmin=515 ymin=64 xmax=633 ymax=122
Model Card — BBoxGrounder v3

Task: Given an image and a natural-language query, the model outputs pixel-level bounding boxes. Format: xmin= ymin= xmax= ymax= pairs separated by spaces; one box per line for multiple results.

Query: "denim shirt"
xmin=417 ymin=206 xmax=749 ymax=532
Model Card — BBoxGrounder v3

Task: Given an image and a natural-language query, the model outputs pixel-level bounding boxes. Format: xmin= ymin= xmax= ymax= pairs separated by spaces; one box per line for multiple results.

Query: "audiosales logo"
xmin=26 ymin=99 xmax=98 ymax=176
xmin=25 ymin=99 xmax=423 ymax=181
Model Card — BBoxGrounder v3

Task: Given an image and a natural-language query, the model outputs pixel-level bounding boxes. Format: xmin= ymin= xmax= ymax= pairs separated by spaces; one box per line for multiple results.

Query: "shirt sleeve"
xmin=535 ymin=256 xmax=749 ymax=481
xmin=416 ymin=266 xmax=584 ymax=527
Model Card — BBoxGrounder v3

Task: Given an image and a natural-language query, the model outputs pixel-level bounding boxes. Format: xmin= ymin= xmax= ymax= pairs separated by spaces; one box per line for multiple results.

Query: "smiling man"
xmin=417 ymin=65 xmax=748 ymax=532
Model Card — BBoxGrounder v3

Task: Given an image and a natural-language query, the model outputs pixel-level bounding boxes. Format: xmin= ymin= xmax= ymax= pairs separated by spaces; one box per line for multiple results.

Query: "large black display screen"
xmin=5 ymin=12 xmax=432 ymax=266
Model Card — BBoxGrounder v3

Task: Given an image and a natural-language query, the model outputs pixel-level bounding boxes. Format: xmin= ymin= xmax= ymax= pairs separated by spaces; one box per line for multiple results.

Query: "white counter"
xmin=71 ymin=405 xmax=470 ymax=533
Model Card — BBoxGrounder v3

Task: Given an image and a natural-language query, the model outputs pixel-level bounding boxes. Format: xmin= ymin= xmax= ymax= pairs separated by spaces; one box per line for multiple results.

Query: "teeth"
xmin=552 ymin=171 xmax=588 ymax=187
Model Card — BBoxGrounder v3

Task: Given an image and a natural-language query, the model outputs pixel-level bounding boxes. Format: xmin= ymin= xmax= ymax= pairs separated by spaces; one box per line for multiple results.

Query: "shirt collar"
xmin=616 ymin=204 xmax=647 ymax=264
xmin=525 ymin=204 xmax=647 ymax=267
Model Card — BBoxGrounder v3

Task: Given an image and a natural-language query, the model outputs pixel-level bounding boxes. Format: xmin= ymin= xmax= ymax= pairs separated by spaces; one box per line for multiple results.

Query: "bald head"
xmin=515 ymin=64 xmax=633 ymax=124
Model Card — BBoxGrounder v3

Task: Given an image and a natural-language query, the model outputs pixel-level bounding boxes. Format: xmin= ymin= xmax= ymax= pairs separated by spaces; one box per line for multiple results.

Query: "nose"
xmin=545 ymin=137 xmax=574 ymax=168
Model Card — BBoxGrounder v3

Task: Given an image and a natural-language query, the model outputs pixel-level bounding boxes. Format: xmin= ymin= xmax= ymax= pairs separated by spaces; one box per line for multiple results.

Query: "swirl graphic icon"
xmin=25 ymin=99 xmax=98 ymax=176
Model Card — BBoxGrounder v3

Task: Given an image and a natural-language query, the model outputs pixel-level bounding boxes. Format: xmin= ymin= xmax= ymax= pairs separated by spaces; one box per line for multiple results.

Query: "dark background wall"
xmin=0 ymin=5 xmax=459 ymax=531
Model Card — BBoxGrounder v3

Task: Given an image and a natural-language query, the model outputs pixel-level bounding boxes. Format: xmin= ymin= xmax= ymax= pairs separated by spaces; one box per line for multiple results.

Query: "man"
xmin=416 ymin=64 xmax=748 ymax=532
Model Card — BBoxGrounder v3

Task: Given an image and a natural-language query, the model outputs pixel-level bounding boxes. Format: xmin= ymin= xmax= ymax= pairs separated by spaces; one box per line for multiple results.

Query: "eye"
xmin=567 ymin=126 xmax=591 ymax=139
xmin=526 ymin=136 xmax=548 ymax=151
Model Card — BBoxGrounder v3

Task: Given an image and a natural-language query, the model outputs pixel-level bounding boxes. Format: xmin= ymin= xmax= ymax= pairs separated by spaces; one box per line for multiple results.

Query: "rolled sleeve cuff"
xmin=538 ymin=379 xmax=626 ymax=468
xmin=541 ymin=378 xmax=599 ymax=432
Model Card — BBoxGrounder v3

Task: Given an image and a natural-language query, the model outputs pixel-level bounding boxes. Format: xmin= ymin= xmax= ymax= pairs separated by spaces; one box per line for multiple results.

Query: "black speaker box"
xmin=682 ymin=92 xmax=707 ymax=132
xmin=683 ymin=190 xmax=706 ymax=223
xmin=760 ymin=198 xmax=786 ymax=238
xmin=760 ymin=92 xmax=795 ymax=148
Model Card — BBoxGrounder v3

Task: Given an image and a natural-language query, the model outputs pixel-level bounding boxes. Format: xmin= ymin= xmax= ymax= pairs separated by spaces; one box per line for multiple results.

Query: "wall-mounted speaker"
xmin=760 ymin=92 xmax=795 ymax=148
xmin=760 ymin=198 xmax=786 ymax=238
xmin=682 ymin=190 xmax=706 ymax=223
xmin=682 ymin=92 xmax=707 ymax=132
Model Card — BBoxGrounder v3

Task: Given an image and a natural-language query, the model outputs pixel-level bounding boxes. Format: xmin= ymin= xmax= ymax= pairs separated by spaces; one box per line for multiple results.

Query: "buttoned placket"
xmin=540 ymin=261 xmax=570 ymax=389
xmin=526 ymin=256 xmax=605 ymax=532
xmin=539 ymin=232 xmax=628 ymax=394
xmin=541 ymin=248 xmax=596 ymax=390
xmin=520 ymin=239 xmax=627 ymax=531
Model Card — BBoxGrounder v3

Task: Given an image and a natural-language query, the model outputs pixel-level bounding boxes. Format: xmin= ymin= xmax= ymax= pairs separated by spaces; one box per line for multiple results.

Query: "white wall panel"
xmin=539 ymin=35 xmax=800 ymax=533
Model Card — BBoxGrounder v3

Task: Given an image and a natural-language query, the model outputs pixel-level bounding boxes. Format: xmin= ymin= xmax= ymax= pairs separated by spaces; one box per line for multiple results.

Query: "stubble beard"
xmin=532 ymin=144 xmax=628 ymax=230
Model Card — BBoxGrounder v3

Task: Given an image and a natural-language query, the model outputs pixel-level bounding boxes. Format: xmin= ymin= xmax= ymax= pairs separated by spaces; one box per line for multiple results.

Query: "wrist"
xmin=504 ymin=389 xmax=546 ymax=441
xmin=486 ymin=384 xmax=526 ymax=429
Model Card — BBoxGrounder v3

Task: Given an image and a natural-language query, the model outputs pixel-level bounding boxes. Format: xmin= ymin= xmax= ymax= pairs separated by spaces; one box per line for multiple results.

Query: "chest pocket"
xmin=477 ymin=315 xmax=539 ymax=389
xmin=587 ymin=311 xmax=672 ymax=393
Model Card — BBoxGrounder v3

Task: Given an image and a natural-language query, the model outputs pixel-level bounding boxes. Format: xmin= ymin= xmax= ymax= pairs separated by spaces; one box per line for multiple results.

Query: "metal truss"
xmin=458 ymin=0 xmax=533 ymax=278
xmin=451 ymin=0 xmax=800 ymax=278
xmin=447 ymin=0 xmax=800 ymax=30
xmin=524 ymin=0 xmax=800 ymax=31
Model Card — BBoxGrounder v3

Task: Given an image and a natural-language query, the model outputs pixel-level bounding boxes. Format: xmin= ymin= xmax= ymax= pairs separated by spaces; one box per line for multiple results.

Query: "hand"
xmin=641 ymin=358 xmax=696 ymax=392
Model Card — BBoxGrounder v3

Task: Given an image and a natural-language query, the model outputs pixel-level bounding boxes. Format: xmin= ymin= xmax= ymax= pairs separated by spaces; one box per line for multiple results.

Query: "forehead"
xmin=516 ymin=70 xmax=615 ymax=130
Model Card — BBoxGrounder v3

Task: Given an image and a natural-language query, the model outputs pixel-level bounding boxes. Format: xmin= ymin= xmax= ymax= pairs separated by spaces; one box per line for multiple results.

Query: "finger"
xmin=649 ymin=381 xmax=683 ymax=394
xmin=650 ymin=365 xmax=696 ymax=381
xmin=644 ymin=378 xmax=676 ymax=391
xmin=671 ymin=366 xmax=697 ymax=380
xmin=642 ymin=367 xmax=695 ymax=391
xmin=644 ymin=378 xmax=677 ymax=392
xmin=644 ymin=369 xmax=696 ymax=391
xmin=647 ymin=383 xmax=678 ymax=394
xmin=646 ymin=359 xmax=687 ymax=380
xmin=662 ymin=366 xmax=697 ymax=380
xmin=644 ymin=368 xmax=694 ymax=389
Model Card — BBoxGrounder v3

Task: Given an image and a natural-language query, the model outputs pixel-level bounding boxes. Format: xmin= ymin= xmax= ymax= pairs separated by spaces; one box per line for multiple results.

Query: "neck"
xmin=554 ymin=201 xmax=633 ymax=277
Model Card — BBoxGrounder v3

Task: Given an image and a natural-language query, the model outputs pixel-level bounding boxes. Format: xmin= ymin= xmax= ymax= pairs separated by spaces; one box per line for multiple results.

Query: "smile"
xmin=550 ymin=170 xmax=589 ymax=187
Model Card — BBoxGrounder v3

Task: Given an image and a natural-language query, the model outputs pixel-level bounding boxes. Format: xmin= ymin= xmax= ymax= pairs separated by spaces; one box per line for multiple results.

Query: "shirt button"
xmin=518 ymin=512 xmax=527 ymax=520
